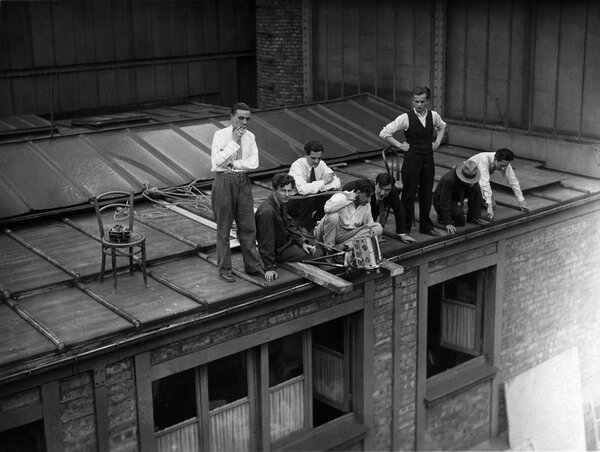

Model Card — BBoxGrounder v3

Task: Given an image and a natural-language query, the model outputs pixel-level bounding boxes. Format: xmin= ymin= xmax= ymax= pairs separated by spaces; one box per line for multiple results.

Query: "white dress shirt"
xmin=468 ymin=152 xmax=524 ymax=205
xmin=379 ymin=109 xmax=446 ymax=139
xmin=211 ymin=126 xmax=259 ymax=172
xmin=288 ymin=157 xmax=341 ymax=195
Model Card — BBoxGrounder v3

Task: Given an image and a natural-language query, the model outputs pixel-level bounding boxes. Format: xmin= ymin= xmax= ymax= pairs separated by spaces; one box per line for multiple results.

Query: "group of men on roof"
xmin=211 ymin=90 xmax=529 ymax=283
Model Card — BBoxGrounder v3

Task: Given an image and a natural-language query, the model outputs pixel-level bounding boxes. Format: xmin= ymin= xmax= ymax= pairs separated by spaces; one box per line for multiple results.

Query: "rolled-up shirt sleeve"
xmin=232 ymin=132 xmax=259 ymax=171
xmin=504 ymin=164 xmax=525 ymax=202
xmin=379 ymin=114 xmax=408 ymax=140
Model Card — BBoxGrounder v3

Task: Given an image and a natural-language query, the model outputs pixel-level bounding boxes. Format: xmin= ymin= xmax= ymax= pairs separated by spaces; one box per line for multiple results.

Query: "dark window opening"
xmin=207 ymin=351 xmax=248 ymax=410
xmin=312 ymin=318 xmax=350 ymax=426
xmin=0 ymin=419 xmax=46 ymax=452
xmin=427 ymin=270 xmax=484 ymax=378
xmin=152 ymin=368 xmax=196 ymax=431
xmin=269 ymin=333 xmax=304 ymax=387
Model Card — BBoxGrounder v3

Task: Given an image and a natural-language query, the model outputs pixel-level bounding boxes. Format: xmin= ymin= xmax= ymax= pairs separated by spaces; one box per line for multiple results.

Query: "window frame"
xmin=137 ymin=307 xmax=365 ymax=452
xmin=425 ymin=264 xmax=498 ymax=402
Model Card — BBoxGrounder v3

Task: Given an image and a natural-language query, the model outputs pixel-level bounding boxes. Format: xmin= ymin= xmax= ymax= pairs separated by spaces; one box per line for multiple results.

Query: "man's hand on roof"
xmin=519 ymin=199 xmax=529 ymax=212
xmin=265 ymin=270 xmax=278 ymax=283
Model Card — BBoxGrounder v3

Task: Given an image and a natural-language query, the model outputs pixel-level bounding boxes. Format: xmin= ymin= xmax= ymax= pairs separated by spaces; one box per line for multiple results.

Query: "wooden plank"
xmin=280 ymin=262 xmax=353 ymax=294
xmin=153 ymin=199 xmax=240 ymax=248
xmin=378 ymin=259 xmax=404 ymax=277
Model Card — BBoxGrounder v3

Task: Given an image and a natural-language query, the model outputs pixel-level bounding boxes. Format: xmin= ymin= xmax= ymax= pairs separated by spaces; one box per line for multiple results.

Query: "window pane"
xmin=269 ymin=333 xmax=303 ymax=387
xmin=152 ymin=368 xmax=197 ymax=431
xmin=208 ymin=352 xmax=248 ymax=409
xmin=208 ymin=352 xmax=251 ymax=451
xmin=269 ymin=333 xmax=305 ymax=441
xmin=428 ymin=270 xmax=483 ymax=377
xmin=443 ymin=272 xmax=478 ymax=305
xmin=0 ymin=419 xmax=46 ymax=452
xmin=312 ymin=318 xmax=350 ymax=426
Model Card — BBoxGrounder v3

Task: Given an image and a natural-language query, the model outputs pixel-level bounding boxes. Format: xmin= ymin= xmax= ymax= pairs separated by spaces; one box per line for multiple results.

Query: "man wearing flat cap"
xmin=433 ymin=160 xmax=490 ymax=235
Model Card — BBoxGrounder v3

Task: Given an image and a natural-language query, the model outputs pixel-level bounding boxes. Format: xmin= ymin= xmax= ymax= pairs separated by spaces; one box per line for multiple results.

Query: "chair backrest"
xmin=382 ymin=147 xmax=403 ymax=184
xmin=91 ymin=191 xmax=135 ymax=239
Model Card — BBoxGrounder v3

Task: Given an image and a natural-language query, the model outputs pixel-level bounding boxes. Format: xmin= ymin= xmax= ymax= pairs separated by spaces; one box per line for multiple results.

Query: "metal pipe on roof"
xmin=74 ymin=282 xmax=142 ymax=329
xmin=0 ymin=279 xmax=317 ymax=385
xmin=148 ymin=271 xmax=208 ymax=307
xmin=4 ymin=229 xmax=81 ymax=280
xmin=4 ymin=298 xmax=65 ymax=351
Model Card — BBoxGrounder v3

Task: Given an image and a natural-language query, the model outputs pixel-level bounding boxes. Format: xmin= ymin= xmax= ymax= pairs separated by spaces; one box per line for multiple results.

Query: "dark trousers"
xmin=401 ymin=152 xmax=435 ymax=233
xmin=433 ymin=183 xmax=484 ymax=226
xmin=211 ymin=172 xmax=262 ymax=274
xmin=277 ymin=242 xmax=324 ymax=263
xmin=287 ymin=194 xmax=329 ymax=230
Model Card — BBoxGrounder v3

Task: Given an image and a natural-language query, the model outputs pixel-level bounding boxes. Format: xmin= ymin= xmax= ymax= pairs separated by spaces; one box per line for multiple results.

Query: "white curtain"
xmin=269 ymin=376 xmax=305 ymax=442
xmin=313 ymin=345 xmax=344 ymax=404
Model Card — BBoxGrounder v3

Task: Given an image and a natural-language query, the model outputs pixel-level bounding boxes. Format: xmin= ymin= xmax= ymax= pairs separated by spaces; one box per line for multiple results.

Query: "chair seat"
xmin=101 ymin=232 xmax=146 ymax=248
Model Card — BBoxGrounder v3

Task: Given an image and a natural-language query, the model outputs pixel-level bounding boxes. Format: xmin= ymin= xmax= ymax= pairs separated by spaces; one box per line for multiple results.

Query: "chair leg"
xmin=141 ymin=243 xmax=149 ymax=287
xmin=100 ymin=247 xmax=106 ymax=282
xmin=111 ymin=249 xmax=118 ymax=293
xmin=129 ymin=247 xmax=134 ymax=274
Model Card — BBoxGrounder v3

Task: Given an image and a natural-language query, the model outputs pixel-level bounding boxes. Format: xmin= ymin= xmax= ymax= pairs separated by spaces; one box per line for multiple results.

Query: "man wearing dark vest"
xmin=379 ymin=86 xmax=447 ymax=236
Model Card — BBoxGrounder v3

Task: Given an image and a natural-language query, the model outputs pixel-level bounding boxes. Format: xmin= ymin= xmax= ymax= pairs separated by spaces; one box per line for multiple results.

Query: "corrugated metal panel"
xmin=0 ymin=95 xmax=392 ymax=220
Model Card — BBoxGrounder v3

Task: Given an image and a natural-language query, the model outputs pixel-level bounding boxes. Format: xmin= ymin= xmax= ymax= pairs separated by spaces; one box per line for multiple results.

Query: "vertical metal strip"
xmin=483 ymin=1 xmax=491 ymax=126
xmin=415 ymin=263 xmax=428 ymax=450
xmin=490 ymin=239 xmax=505 ymax=437
xmin=527 ymin=1 xmax=538 ymax=133
xmin=134 ymin=352 xmax=156 ymax=452
xmin=361 ymin=279 xmax=375 ymax=450
xmin=41 ymin=380 xmax=63 ymax=452
xmin=553 ymin=0 xmax=564 ymax=136
xmin=578 ymin=0 xmax=591 ymax=140
xmin=462 ymin=3 xmax=468 ymax=122
xmin=506 ymin=0 xmax=514 ymax=128
xmin=432 ymin=0 xmax=446 ymax=114
xmin=93 ymin=364 xmax=110 ymax=452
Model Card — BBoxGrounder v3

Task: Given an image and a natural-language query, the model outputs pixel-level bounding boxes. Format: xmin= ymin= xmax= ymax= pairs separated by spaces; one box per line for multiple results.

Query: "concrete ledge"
xmin=447 ymin=124 xmax=600 ymax=179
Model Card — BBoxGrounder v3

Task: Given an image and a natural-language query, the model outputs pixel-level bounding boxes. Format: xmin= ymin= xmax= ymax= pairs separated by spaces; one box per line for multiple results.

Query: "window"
xmin=148 ymin=316 xmax=356 ymax=451
xmin=427 ymin=269 xmax=486 ymax=378
xmin=152 ymin=351 xmax=252 ymax=452
xmin=0 ymin=420 xmax=46 ymax=452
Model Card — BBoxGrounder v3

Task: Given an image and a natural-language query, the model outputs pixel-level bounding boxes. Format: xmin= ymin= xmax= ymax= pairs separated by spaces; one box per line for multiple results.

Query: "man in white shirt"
xmin=468 ymin=148 xmax=529 ymax=219
xmin=211 ymin=102 xmax=264 ymax=283
xmin=288 ymin=140 xmax=341 ymax=229
xmin=313 ymin=179 xmax=382 ymax=250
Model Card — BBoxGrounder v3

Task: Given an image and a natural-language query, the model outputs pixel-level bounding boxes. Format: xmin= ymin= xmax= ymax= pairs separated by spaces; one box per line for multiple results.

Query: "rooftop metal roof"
xmin=1 ymin=94 xmax=600 ymax=383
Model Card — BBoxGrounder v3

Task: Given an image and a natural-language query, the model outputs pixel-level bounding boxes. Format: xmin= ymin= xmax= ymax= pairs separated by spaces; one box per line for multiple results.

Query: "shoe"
xmin=421 ymin=228 xmax=442 ymax=237
xmin=470 ymin=217 xmax=491 ymax=226
xmin=396 ymin=233 xmax=416 ymax=244
xmin=247 ymin=269 xmax=265 ymax=277
xmin=220 ymin=272 xmax=235 ymax=283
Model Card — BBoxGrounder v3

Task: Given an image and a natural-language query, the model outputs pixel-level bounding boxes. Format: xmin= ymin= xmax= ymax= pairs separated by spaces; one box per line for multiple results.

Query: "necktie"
xmin=309 ymin=167 xmax=316 ymax=182
xmin=378 ymin=200 xmax=387 ymax=226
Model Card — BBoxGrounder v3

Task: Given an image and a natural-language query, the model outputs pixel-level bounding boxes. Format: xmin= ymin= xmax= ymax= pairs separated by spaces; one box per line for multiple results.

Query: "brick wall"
xmin=60 ymin=372 xmax=97 ymax=452
xmin=106 ymin=358 xmax=138 ymax=452
xmin=256 ymin=0 xmax=304 ymax=108
xmin=424 ymin=382 xmax=491 ymax=450
xmin=501 ymin=208 xmax=600 ymax=445
xmin=372 ymin=276 xmax=394 ymax=450
xmin=394 ymin=266 xmax=419 ymax=450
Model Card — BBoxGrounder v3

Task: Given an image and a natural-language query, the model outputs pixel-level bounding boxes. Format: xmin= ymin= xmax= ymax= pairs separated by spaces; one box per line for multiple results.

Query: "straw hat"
xmin=455 ymin=160 xmax=481 ymax=184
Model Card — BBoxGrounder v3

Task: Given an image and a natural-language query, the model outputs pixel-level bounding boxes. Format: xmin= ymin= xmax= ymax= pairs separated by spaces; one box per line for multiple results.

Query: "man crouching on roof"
xmin=313 ymin=179 xmax=383 ymax=252
xmin=255 ymin=173 xmax=324 ymax=282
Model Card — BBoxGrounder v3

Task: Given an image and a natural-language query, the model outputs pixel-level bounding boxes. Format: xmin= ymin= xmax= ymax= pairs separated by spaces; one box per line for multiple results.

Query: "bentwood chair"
xmin=91 ymin=190 xmax=148 ymax=292
xmin=381 ymin=147 xmax=404 ymax=225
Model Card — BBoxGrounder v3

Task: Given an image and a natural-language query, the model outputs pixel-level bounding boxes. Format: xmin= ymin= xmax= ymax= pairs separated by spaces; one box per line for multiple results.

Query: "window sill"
xmin=425 ymin=356 xmax=497 ymax=406
xmin=276 ymin=413 xmax=366 ymax=451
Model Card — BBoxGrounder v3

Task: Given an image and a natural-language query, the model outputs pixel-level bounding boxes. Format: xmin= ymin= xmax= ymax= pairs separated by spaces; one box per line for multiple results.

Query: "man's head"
xmin=231 ymin=102 xmax=252 ymax=131
xmin=304 ymin=140 xmax=325 ymax=168
xmin=411 ymin=86 xmax=431 ymax=114
xmin=353 ymin=179 xmax=374 ymax=206
xmin=374 ymin=173 xmax=395 ymax=201
xmin=494 ymin=148 xmax=515 ymax=171
xmin=455 ymin=160 xmax=481 ymax=187
xmin=272 ymin=173 xmax=296 ymax=204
